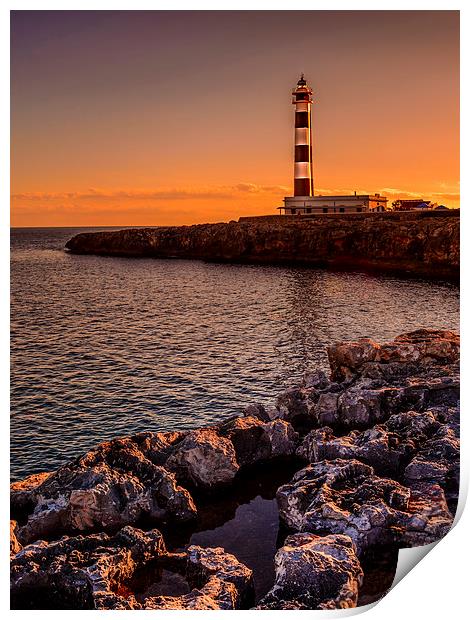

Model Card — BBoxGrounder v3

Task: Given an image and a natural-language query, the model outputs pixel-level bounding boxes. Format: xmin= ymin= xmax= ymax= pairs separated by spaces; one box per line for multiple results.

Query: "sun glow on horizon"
xmin=11 ymin=10 xmax=459 ymax=227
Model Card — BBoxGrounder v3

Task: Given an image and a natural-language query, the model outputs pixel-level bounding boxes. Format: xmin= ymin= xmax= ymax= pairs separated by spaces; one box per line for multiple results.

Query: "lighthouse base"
xmin=280 ymin=194 xmax=387 ymax=215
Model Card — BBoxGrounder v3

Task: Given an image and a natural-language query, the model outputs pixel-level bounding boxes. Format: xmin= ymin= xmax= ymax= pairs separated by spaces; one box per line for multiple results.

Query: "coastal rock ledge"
xmin=65 ymin=211 xmax=459 ymax=280
xmin=10 ymin=328 xmax=459 ymax=610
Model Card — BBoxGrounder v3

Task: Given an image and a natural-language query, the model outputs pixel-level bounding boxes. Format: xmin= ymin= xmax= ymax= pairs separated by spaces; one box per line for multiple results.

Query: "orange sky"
xmin=11 ymin=10 xmax=459 ymax=227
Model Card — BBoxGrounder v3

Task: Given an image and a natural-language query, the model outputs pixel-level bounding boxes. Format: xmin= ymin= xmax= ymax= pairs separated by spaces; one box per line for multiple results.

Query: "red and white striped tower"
xmin=292 ymin=74 xmax=314 ymax=197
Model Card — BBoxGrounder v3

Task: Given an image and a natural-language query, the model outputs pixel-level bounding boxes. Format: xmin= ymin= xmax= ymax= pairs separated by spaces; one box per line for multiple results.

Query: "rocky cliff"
xmin=65 ymin=211 xmax=459 ymax=280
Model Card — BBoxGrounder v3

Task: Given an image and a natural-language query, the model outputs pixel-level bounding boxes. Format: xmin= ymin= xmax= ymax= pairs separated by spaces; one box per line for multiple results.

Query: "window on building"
xmin=322 ymin=208 xmax=328 ymax=213
xmin=356 ymin=207 xmax=362 ymax=212
xmin=291 ymin=209 xmax=296 ymax=215
xmin=339 ymin=208 xmax=345 ymax=213
xmin=306 ymin=208 xmax=312 ymax=214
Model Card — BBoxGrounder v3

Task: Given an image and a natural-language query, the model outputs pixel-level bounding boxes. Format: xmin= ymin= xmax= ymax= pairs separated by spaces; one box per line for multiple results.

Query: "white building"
xmin=278 ymin=193 xmax=388 ymax=215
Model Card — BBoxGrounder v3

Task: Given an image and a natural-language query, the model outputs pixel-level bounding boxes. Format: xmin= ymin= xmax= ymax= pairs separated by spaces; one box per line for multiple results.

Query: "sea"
xmin=11 ymin=227 xmax=460 ymax=482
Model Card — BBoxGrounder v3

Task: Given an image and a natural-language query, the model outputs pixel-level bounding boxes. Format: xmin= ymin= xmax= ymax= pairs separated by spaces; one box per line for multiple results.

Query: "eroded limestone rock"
xmin=11 ymin=471 xmax=52 ymax=515
xmin=298 ymin=409 xmax=444 ymax=473
xmin=10 ymin=526 xmax=253 ymax=610
xmin=276 ymin=459 xmax=453 ymax=553
xmin=15 ymin=437 xmax=197 ymax=545
xmin=297 ymin=408 xmax=460 ymax=508
xmin=404 ymin=425 xmax=460 ymax=509
xmin=275 ymin=386 xmax=318 ymax=427
xmin=165 ymin=428 xmax=239 ymax=489
xmin=10 ymin=520 xmax=21 ymax=557
xmin=10 ymin=329 xmax=459 ymax=610
xmin=218 ymin=416 xmax=298 ymax=468
xmin=11 ymin=526 xmax=165 ymax=609
xmin=256 ymin=329 xmax=459 ymax=434
xmin=256 ymin=533 xmax=363 ymax=610
xmin=328 ymin=329 xmax=459 ymax=383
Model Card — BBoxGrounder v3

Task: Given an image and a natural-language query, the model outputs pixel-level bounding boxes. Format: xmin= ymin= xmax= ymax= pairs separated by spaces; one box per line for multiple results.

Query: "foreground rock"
xmin=12 ymin=437 xmax=197 ymax=545
xmin=218 ymin=416 xmax=299 ymax=468
xmin=12 ymin=418 xmax=299 ymax=545
xmin=277 ymin=459 xmax=453 ymax=553
xmin=10 ymin=526 xmax=254 ymax=610
xmin=64 ymin=211 xmax=459 ymax=280
xmin=328 ymin=329 xmax=460 ymax=383
xmin=11 ymin=328 xmax=459 ymax=609
xmin=255 ymin=329 xmax=459 ymax=433
xmin=297 ymin=406 xmax=460 ymax=508
xmin=165 ymin=428 xmax=239 ymax=489
xmin=164 ymin=417 xmax=298 ymax=488
xmin=10 ymin=521 xmax=21 ymax=557
xmin=256 ymin=533 xmax=363 ymax=610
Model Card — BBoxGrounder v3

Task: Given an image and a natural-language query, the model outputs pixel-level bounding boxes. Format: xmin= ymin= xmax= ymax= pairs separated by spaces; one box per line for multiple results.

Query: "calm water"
xmin=11 ymin=228 xmax=459 ymax=481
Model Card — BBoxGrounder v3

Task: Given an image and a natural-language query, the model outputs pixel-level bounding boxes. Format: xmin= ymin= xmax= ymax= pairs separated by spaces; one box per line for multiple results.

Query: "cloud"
xmin=428 ymin=192 xmax=460 ymax=202
xmin=12 ymin=183 xmax=289 ymax=204
xmin=234 ymin=183 xmax=289 ymax=194
xmin=11 ymin=183 xmax=459 ymax=224
xmin=377 ymin=188 xmax=460 ymax=204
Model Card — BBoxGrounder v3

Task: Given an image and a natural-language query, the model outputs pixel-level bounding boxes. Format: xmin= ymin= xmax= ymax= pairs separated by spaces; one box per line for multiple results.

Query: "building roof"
xmin=283 ymin=194 xmax=387 ymax=201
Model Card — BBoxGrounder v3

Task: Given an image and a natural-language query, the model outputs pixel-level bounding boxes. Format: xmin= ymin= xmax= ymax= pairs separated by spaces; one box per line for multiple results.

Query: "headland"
xmin=65 ymin=211 xmax=459 ymax=281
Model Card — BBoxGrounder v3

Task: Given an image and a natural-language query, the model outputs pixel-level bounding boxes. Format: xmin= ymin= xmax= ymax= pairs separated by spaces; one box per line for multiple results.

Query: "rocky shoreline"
xmin=64 ymin=212 xmax=460 ymax=281
xmin=10 ymin=329 xmax=460 ymax=610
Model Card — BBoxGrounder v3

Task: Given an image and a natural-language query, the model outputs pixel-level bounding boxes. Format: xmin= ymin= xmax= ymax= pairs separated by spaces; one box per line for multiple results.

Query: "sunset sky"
xmin=11 ymin=10 xmax=459 ymax=227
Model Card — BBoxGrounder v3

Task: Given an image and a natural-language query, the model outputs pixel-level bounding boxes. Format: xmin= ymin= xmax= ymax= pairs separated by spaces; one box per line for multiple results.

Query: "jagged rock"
xmin=12 ymin=416 xmax=302 ymax=547
xmin=256 ymin=533 xmax=363 ymax=610
xmin=263 ymin=419 xmax=300 ymax=458
xmin=297 ymin=409 xmax=451 ymax=477
xmin=10 ymin=526 xmax=253 ymax=610
xmin=401 ymin=375 xmax=460 ymax=410
xmin=404 ymin=425 xmax=460 ymax=509
xmin=10 ymin=526 xmax=165 ymax=609
xmin=165 ymin=428 xmax=239 ymax=489
xmin=336 ymin=384 xmax=384 ymax=427
xmin=242 ymin=403 xmax=271 ymax=422
xmin=380 ymin=330 xmax=460 ymax=365
xmin=276 ymin=459 xmax=453 ymax=553
xmin=298 ymin=425 xmax=406 ymax=475
xmin=10 ymin=520 xmax=21 ymax=557
xmin=183 ymin=546 xmax=254 ymax=609
xmin=262 ymin=330 xmax=459 ymax=433
xmin=11 ymin=471 xmax=52 ymax=514
xmin=328 ymin=330 xmax=460 ymax=383
xmin=327 ymin=339 xmax=381 ymax=383
xmin=314 ymin=392 xmax=340 ymax=426
xmin=400 ymin=482 xmax=454 ymax=547
xmin=218 ymin=416 xmax=298 ymax=468
xmin=302 ymin=370 xmax=330 ymax=390
xmin=274 ymin=386 xmax=318 ymax=426
xmin=131 ymin=430 xmax=188 ymax=466
xmin=10 ymin=328 xmax=460 ymax=609
xmin=15 ymin=437 xmax=197 ymax=545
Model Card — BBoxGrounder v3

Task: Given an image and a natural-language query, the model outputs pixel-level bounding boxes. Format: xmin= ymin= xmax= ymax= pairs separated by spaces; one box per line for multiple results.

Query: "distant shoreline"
xmin=9 ymin=208 xmax=461 ymax=230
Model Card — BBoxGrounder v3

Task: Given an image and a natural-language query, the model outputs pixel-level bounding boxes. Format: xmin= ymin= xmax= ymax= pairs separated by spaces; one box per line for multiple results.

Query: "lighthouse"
xmin=293 ymin=74 xmax=314 ymax=197
xmin=278 ymin=75 xmax=388 ymax=215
